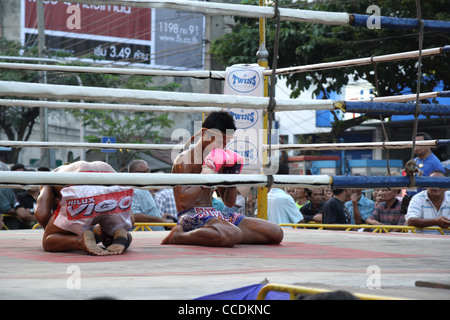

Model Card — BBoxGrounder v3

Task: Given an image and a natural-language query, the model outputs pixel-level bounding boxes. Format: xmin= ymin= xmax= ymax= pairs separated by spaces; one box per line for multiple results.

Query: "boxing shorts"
xmin=177 ymin=207 xmax=245 ymax=232
xmin=53 ymin=185 xmax=134 ymax=236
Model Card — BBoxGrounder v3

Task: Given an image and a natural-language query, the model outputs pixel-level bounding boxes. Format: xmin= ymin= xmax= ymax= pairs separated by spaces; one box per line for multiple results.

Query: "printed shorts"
xmin=54 ymin=185 xmax=134 ymax=236
xmin=177 ymin=207 xmax=245 ymax=232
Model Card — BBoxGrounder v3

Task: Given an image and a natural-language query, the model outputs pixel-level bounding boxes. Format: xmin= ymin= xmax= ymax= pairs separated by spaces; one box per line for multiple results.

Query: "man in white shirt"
xmin=267 ymin=188 xmax=305 ymax=225
xmin=406 ymin=170 xmax=450 ymax=234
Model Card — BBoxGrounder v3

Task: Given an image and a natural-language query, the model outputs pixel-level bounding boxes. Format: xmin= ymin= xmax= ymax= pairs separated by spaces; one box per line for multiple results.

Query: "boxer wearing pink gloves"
xmin=162 ymin=111 xmax=283 ymax=247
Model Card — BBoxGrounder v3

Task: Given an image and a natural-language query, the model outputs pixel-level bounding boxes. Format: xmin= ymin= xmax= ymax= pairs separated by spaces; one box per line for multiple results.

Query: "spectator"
xmin=266 ymin=165 xmax=304 ymax=225
xmin=10 ymin=163 xmax=25 ymax=171
xmin=407 ymin=132 xmax=445 ymax=197
xmin=300 ymin=188 xmax=324 ymax=223
xmin=0 ymin=161 xmax=8 ymax=171
xmin=14 ymin=187 xmax=40 ymax=228
xmin=322 ymin=188 xmax=352 ymax=225
xmin=345 ymin=188 xmax=375 ymax=224
xmin=406 ymin=170 xmax=450 ymax=234
xmin=288 ymin=188 xmax=309 ymax=209
xmin=154 ymin=188 xmax=178 ymax=220
xmin=128 ymin=160 xmax=174 ymax=231
xmin=323 ymin=187 xmax=333 ymax=201
xmin=0 ymin=165 xmax=20 ymax=229
xmin=245 ymin=188 xmax=257 ymax=217
xmin=267 ymin=187 xmax=304 ymax=225
xmin=373 ymin=189 xmax=382 ymax=206
xmin=0 ymin=187 xmax=16 ymax=219
xmin=366 ymin=188 xmax=405 ymax=230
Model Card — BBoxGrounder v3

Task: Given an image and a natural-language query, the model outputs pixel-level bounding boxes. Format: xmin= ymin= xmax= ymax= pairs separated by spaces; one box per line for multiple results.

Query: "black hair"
xmin=10 ymin=163 xmax=25 ymax=171
xmin=332 ymin=188 xmax=345 ymax=195
xmin=416 ymin=132 xmax=432 ymax=140
xmin=202 ymin=111 xmax=236 ymax=133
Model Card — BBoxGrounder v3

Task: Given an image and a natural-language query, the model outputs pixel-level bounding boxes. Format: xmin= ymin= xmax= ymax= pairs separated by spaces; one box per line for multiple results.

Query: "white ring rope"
xmin=52 ymin=0 xmax=351 ymax=25
xmin=0 ymin=81 xmax=334 ymax=110
xmin=0 ymin=171 xmax=448 ymax=191
xmin=271 ymin=47 xmax=447 ymax=76
xmin=0 ymin=47 xmax=445 ymax=78
xmin=0 ymin=139 xmax=443 ymax=152
xmin=0 ymin=62 xmax=225 ymax=79
xmin=0 ymin=171 xmax=332 ymax=189
xmin=0 ymin=99 xmax=225 ymax=114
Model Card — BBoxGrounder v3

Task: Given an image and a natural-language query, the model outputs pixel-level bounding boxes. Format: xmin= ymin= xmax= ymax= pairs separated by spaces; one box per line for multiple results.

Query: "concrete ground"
xmin=0 ymin=228 xmax=449 ymax=300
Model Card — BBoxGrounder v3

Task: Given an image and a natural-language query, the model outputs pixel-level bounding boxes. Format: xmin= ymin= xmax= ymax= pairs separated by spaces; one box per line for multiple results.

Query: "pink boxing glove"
xmin=222 ymin=149 xmax=244 ymax=174
xmin=202 ymin=148 xmax=227 ymax=174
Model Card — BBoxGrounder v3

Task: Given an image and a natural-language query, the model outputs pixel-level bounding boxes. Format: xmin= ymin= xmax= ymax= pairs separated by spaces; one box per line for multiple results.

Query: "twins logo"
xmin=225 ymin=140 xmax=258 ymax=166
xmin=226 ymin=69 xmax=261 ymax=94
xmin=227 ymin=109 xmax=260 ymax=129
xmin=66 ymin=189 xmax=133 ymax=220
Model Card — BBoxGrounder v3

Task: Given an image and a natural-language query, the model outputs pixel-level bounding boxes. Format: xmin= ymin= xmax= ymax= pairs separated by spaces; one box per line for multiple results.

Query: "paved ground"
xmin=0 ymin=228 xmax=449 ymax=300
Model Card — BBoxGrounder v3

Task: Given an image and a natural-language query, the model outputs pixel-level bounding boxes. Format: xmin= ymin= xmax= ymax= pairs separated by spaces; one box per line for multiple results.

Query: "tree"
xmin=0 ymin=39 xmax=41 ymax=163
xmin=210 ymin=0 xmax=450 ymax=142
xmin=69 ymin=75 xmax=175 ymax=169
xmin=0 ymin=39 xmax=177 ymax=166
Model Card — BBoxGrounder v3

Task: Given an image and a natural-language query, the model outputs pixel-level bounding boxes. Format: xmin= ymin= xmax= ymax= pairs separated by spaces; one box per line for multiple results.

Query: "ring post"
xmin=257 ymin=0 xmax=269 ymax=220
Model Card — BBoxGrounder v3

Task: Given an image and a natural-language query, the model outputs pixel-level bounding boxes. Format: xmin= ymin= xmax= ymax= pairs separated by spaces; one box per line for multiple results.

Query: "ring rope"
xmin=1 ymin=46 xmax=447 ymax=79
xmin=1 ymin=139 xmax=448 ymax=151
xmin=0 ymin=84 xmax=448 ymax=114
xmin=0 ymin=172 xmax=448 ymax=190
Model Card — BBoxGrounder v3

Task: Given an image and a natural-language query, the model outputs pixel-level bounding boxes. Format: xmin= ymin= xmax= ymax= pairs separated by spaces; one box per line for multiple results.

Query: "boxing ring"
xmin=1 ymin=0 xmax=450 ymax=301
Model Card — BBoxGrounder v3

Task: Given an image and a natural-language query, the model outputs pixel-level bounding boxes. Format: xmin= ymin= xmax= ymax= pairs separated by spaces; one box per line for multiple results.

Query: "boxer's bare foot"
xmin=106 ymin=228 xmax=131 ymax=255
xmin=82 ymin=230 xmax=109 ymax=256
xmin=161 ymin=225 xmax=183 ymax=244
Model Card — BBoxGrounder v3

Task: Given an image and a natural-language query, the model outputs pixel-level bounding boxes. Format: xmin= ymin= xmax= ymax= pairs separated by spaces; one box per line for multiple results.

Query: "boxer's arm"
xmin=35 ymin=185 xmax=57 ymax=228
xmin=222 ymin=149 xmax=244 ymax=174
xmin=172 ymin=153 xmax=209 ymax=212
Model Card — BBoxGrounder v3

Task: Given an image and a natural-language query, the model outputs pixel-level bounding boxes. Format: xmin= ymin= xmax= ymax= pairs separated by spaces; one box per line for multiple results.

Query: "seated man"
xmin=35 ymin=161 xmax=134 ymax=256
xmin=406 ymin=170 xmax=450 ymax=234
xmin=366 ymin=188 xmax=405 ymax=231
xmin=322 ymin=188 xmax=352 ymax=225
xmin=162 ymin=111 xmax=283 ymax=247
xmin=14 ymin=187 xmax=40 ymax=228
xmin=345 ymin=188 xmax=375 ymax=225
xmin=300 ymin=188 xmax=325 ymax=223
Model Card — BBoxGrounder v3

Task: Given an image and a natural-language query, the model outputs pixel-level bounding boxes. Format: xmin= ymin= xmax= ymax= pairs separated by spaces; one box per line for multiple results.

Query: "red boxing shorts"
xmin=54 ymin=185 xmax=134 ymax=236
xmin=177 ymin=207 xmax=245 ymax=232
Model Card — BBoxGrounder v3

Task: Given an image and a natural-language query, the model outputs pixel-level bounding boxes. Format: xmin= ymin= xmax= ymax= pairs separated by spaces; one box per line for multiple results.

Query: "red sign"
xmin=24 ymin=1 xmax=151 ymax=41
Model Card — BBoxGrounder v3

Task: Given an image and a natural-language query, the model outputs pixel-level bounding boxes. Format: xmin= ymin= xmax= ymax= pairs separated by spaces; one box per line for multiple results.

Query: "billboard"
xmin=21 ymin=0 xmax=205 ymax=70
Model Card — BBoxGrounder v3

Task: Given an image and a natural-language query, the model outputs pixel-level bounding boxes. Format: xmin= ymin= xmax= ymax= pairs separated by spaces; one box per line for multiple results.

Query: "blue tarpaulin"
xmin=194 ymin=284 xmax=290 ymax=300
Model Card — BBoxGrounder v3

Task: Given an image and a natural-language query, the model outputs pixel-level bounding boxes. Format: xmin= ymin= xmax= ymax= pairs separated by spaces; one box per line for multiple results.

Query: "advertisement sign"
xmin=21 ymin=0 xmax=205 ymax=69
xmin=153 ymin=7 xmax=205 ymax=69
xmin=224 ymin=64 xmax=265 ymax=173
